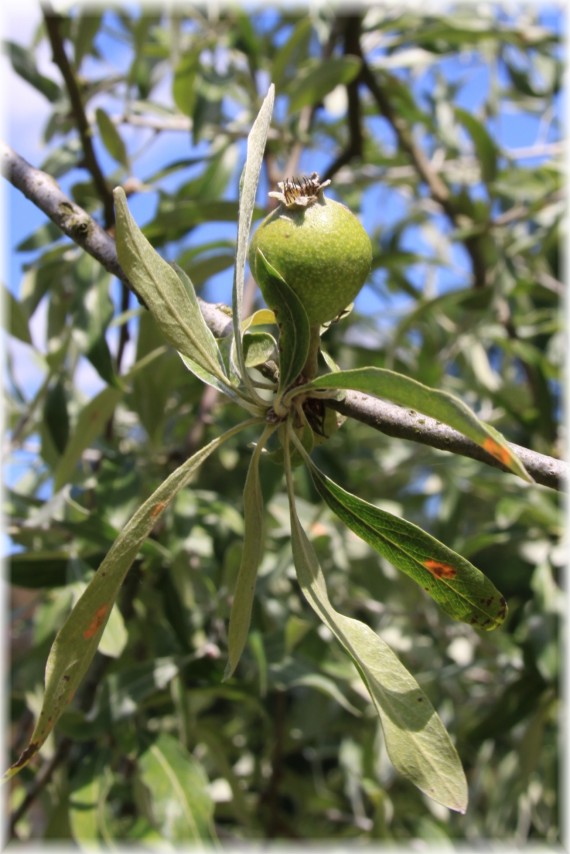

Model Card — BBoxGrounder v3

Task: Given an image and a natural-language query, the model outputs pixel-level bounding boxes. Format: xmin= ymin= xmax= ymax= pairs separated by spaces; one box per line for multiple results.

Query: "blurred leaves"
xmin=95 ymin=108 xmax=130 ymax=171
xmin=136 ymin=733 xmax=216 ymax=843
xmin=3 ymin=39 xmax=61 ymax=100
xmin=287 ymin=56 xmax=362 ymax=112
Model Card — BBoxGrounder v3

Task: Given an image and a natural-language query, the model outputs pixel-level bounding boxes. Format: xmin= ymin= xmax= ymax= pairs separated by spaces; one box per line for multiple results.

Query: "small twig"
xmin=322 ymin=16 xmax=364 ymax=182
xmin=360 ymin=61 xmax=451 ymax=207
xmin=108 ymin=111 xmax=564 ymax=163
xmin=42 ymin=3 xmax=115 ymax=229
xmin=506 ymin=141 xmax=563 ymax=160
xmin=282 ymin=106 xmax=314 ymax=181
xmin=492 ymin=189 xmax=563 ymax=228
xmin=2 ymin=142 xmax=563 ymax=490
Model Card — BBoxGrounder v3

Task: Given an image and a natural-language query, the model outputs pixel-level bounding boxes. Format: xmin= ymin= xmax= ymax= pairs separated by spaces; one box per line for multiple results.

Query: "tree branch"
xmin=2 ymin=141 xmax=129 ymax=287
xmin=0 ymin=141 xmax=235 ymax=340
xmin=2 ymin=141 xmax=563 ymax=490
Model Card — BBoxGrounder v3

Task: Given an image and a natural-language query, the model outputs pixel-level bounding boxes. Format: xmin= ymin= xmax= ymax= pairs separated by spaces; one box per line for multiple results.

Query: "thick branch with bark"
xmin=2 ymin=141 xmax=563 ymax=490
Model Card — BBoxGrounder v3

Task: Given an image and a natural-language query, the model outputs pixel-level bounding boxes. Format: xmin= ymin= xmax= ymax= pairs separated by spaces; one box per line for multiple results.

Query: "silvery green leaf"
xmin=253 ymin=250 xmax=310 ymax=393
xmin=224 ymin=426 xmax=274 ymax=679
xmin=232 ymin=85 xmax=275 ymax=384
xmin=307 ymin=367 xmax=532 ymax=482
xmin=114 ymin=188 xmax=229 ymax=388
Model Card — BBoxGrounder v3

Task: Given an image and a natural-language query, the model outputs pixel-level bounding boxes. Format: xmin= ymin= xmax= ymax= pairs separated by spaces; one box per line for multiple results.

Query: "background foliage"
xmin=4 ymin=3 xmax=563 ymax=846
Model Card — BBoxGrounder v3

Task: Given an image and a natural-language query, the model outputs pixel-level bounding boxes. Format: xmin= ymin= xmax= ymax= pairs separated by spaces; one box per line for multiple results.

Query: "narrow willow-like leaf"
xmin=308 ymin=460 xmax=507 ymax=630
xmin=271 ymin=19 xmax=312 ymax=92
xmin=305 ymin=367 xmax=532 ymax=482
xmin=283 ymin=435 xmax=468 ymax=813
xmin=172 ymin=263 xmax=232 ymax=379
xmin=254 ymin=249 xmax=310 ymax=393
xmin=288 ymin=56 xmax=362 ymax=113
xmin=137 ymin=733 xmax=216 ymax=843
xmin=4 ymin=284 xmax=32 ymax=344
xmin=224 ymin=425 xmax=275 ymax=679
xmin=232 ymin=85 xmax=275 ymax=384
xmin=114 ymin=188 xmax=229 ymax=388
xmin=69 ymin=750 xmax=110 ymax=843
xmin=4 ymin=418 xmax=260 ymax=780
xmin=54 ymin=385 xmax=123 ymax=491
xmin=454 ymin=106 xmax=498 ymax=183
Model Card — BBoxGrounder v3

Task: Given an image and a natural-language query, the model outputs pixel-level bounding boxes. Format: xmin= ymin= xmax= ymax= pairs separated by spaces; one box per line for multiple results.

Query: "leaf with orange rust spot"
xmin=305 ymin=367 xmax=533 ymax=482
xmin=284 ymin=442 xmax=468 ymax=814
xmin=306 ymin=459 xmax=508 ymax=631
xmin=4 ymin=418 xmax=258 ymax=781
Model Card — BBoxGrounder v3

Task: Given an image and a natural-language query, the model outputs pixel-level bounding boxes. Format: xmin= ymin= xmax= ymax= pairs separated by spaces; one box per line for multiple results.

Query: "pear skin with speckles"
xmin=249 ymin=180 xmax=372 ymax=326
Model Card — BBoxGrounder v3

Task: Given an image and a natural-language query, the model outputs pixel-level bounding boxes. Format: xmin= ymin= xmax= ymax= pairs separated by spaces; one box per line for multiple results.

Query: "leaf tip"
xmin=423 ymin=778 xmax=468 ymax=814
xmin=222 ymin=659 xmax=235 ymax=682
xmin=112 ymin=185 xmax=126 ymax=204
xmin=482 ymin=437 xmax=533 ymax=482
xmin=3 ymin=740 xmax=41 ymax=782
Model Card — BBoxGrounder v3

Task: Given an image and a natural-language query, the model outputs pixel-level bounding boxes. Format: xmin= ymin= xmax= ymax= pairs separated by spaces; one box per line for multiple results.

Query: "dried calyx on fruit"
xmin=249 ymin=172 xmax=372 ymax=329
xmin=268 ymin=172 xmax=332 ymax=208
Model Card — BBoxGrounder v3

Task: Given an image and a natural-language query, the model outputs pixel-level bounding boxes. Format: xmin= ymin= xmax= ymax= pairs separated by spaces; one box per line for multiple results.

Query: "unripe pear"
xmin=249 ymin=173 xmax=372 ymax=326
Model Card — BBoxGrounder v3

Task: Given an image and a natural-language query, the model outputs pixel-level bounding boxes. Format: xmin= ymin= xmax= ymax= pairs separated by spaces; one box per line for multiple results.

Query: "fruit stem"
xmin=302 ymin=324 xmax=321 ymax=381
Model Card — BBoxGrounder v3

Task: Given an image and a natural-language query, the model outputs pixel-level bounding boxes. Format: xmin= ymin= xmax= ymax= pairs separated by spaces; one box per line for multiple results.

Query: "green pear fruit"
xmin=249 ymin=173 xmax=372 ymax=326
